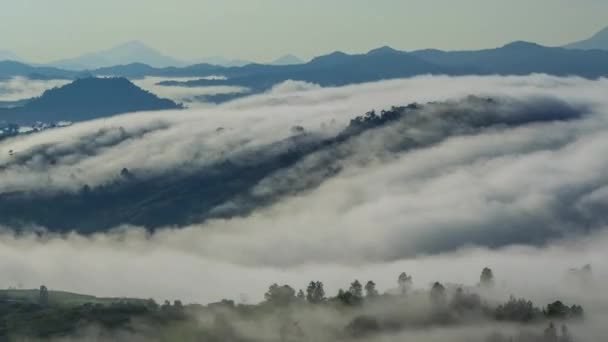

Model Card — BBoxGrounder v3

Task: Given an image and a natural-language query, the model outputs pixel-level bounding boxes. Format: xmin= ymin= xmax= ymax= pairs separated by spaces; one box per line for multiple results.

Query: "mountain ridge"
xmin=0 ymin=60 xmax=80 ymax=80
xmin=0 ymin=77 xmax=181 ymax=125
xmin=49 ymin=41 xmax=186 ymax=70
xmin=2 ymin=39 xmax=608 ymax=89
xmin=564 ymin=26 xmax=608 ymax=50
xmin=159 ymin=41 xmax=608 ymax=101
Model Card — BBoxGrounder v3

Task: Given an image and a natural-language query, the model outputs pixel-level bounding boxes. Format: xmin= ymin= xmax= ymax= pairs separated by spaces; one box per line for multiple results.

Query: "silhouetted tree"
xmin=450 ymin=287 xmax=482 ymax=312
xmin=364 ymin=281 xmax=379 ymax=298
xmin=545 ymin=301 xmax=584 ymax=320
xmin=349 ymin=280 xmax=363 ymax=300
xmin=306 ymin=281 xmax=325 ymax=304
xmin=337 ymin=289 xmax=354 ymax=305
xmin=480 ymin=267 xmax=495 ymax=288
xmin=306 ymin=282 xmax=315 ymax=302
xmin=546 ymin=301 xmax=569 ymax=319
xmin=495 ymin=296 xmax=540 ymax=322
xmin=145 ymin=298 xmax=159 ymax=310
xmin=264 ymin=283 xmax=296 ymax=306
xmin=120 ymin=167 xmax=135 ymax=180
xmin=39 ymin=285 xmax=49 ymax=306
xmin=430 ymin=282 xmax=446 ymax=306
xmin=570 ymin=305 xmax=584 ymax=318
xmin=161 ymin=300 xmax=171 ymax=311
xmin=398 ymin=272 xmax=413 ymax=295
xmin=296 ymin=289 xmax=305 ymax=302
xmin=290 ymin=125 xmax=305 ymax=134
xmin=80 ymin=184 xmax=92 ymax=196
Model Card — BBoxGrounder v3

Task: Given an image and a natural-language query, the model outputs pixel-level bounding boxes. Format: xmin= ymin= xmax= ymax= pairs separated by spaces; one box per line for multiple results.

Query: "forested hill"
xmin=0 ymin=77 xmax=181 ymax=125
xmin=0 ymin=96 xmax=584 ymax=233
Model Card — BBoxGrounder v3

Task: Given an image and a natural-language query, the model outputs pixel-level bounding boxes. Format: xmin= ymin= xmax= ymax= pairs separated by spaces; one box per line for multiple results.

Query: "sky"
xmin=1 ymin=0 xmax=607 ymax=63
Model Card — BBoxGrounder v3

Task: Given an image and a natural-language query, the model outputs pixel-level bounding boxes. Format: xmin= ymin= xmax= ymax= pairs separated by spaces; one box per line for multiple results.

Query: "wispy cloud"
xmin=0 ymin=77 xmax=69 ymax=102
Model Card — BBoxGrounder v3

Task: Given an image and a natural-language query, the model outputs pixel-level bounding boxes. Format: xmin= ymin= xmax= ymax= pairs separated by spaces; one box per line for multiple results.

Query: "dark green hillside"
xmin=0 ymin=77 xmax=181 ymax=125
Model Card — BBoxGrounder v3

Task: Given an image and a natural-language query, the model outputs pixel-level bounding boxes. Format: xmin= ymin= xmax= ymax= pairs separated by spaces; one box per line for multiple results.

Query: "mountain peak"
xmin=271 ymin=54 xmax=304 ymax=65
xmin=367 ymin=46 xmax=402 ymax=55
xmin=49 ymin=41 xmax=186 ymax=70
xmin=117 ymin=40 xmax=148 ymax=48
xmin=309 ymin=51 xmax=350 ymax=65
xmin=502 ymin=41 xmax=543 ymax=50
xmin=2 ymin=77 xmax=180 ymax=125
xmin=111 ymin=40 xmax=158 ymax=53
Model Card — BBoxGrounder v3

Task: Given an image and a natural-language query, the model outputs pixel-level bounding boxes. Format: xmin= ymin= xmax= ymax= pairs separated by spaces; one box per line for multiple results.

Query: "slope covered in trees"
xmin=0 ymin=77 xmax=181 ymax=125
xmin=0 ymin=96 xmax=585 ymax=233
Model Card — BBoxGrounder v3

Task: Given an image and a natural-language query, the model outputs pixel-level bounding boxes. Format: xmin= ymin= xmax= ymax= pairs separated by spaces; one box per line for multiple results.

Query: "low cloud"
xmin=0 ymin=226 xmax=606 ymax=310
xmin=0 ymin=77 xmax=69 ymax=102
xmin=132 ymin=76 xmax=249 ymax=106
xmin=1 ymin=75 xmax=608 ymax=322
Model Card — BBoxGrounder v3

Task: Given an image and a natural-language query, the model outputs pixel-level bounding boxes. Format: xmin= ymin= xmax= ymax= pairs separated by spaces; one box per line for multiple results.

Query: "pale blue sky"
xmin=1 ymin=0 xmax=607 ymax=63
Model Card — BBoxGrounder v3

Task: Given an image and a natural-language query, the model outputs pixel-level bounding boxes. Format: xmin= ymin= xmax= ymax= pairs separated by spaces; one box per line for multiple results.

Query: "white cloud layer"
xmin=0 ymin=77 xmax=69 ymax=102
xmin=1 ymin=75 xmax=608 ymax=320
xmin=132 ymin=76 xmax=248 ymax=106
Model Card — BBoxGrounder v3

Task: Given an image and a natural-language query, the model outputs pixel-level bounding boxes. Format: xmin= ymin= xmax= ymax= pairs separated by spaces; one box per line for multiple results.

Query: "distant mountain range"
xmin=49 ymin=41 xmax=257 ymax=69
xmin=0 ymin=60 xmax=80 ymax=80
xmin=2 ymin=26 xmax=608 ymax=72
xmin=0 ymin=58 xmax=227 ymax=80
xmin=2 ymin=40 xmax=608 ymax=106
xmin=93 ymin=62 xmax=224 ymax=79
xmin=410 ymin=41 xmax=608 ymax=77
xmin=49 ymin=41 xmax=187 ymax=70
xmin=193 ymin=56 xmax=252 ymax=67
xmin=5 ymin=40 xmax=303 ymax=70
xmin=159 ymin=47 xmax=450 ymax=91
xmin=157 ymin=41 xmax=608 ymax=100
xmin=0 ymin=77 xmax=181 ymax=125
xmin=564 ymin=26 xmax=608 ymax=50
xmin=1 ymin=33 xmax=608 ymax=108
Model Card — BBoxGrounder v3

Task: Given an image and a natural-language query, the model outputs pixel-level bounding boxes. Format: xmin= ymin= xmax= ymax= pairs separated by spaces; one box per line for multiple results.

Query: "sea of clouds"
xmin=0 ymin=75 xmax=607 ymax=322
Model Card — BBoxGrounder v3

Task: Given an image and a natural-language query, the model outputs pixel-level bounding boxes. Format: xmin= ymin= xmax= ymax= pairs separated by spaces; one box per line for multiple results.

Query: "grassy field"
xmin=0 ymin=289 xmax=147 ymax=307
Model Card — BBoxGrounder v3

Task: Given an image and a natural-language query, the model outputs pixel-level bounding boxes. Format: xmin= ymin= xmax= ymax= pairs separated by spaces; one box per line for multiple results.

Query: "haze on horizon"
xmin=2 ymin=0 xmax=608 ymax=63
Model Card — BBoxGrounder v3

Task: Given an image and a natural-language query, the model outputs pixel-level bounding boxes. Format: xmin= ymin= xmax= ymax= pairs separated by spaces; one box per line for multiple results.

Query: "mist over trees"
xmin=0 ymin=267 xmax=587 ymax=341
